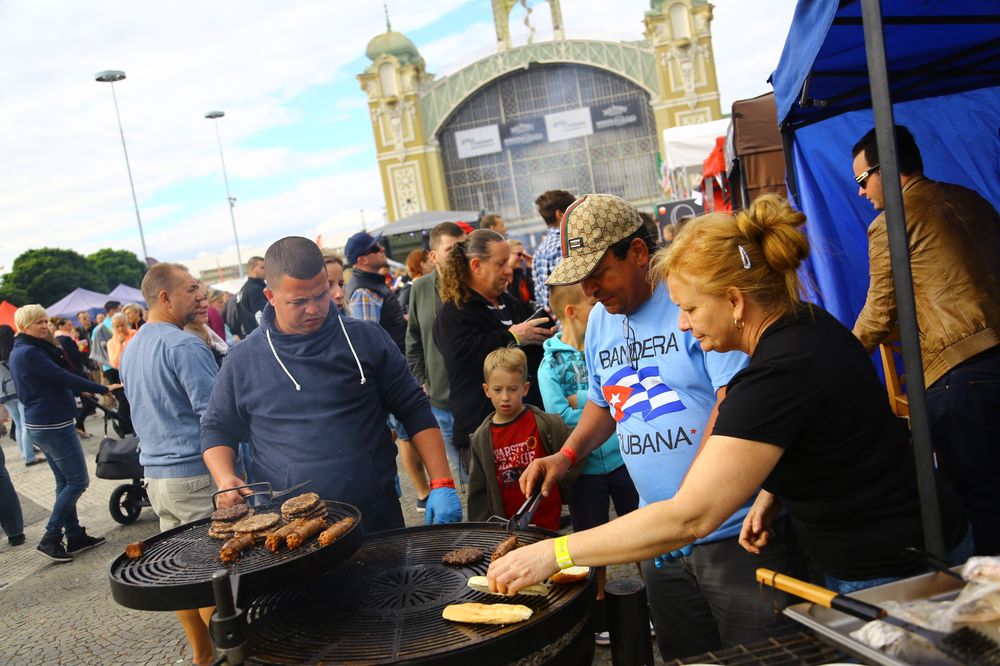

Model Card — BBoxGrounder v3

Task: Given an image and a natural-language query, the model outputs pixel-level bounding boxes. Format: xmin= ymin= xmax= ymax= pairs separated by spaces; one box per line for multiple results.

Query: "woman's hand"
xmin=509 ymin=319 xmax=555 ymax=345
xmin=106 ymin=383 xmax=124 ymax=392
xmin=487 ymin=538 xmax=560 ymax=595
xmin=738 ymin=489 xmax=781 ymax=555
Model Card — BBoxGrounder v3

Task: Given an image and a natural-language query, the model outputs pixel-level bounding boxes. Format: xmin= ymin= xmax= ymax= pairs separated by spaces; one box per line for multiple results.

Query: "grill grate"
xmin=245 ymin=523 xmax=596 ymax=665
xmin=108 ymin=501 xmax=362 ymax=611
xmin=672 ymin=632 xmax=849 ymax=665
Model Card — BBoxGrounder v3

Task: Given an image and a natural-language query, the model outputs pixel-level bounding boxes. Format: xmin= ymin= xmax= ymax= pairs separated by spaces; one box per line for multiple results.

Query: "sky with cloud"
xmin=0 ymin=0 xmax=795 ymax=275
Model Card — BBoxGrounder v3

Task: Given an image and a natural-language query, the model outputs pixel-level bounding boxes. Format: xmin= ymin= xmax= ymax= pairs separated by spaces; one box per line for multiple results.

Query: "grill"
xmin=671 ymin=632 xmax=849 ymax=665
xmin=244 ymin=523 xmax=597 ymax=665
xmin=108 ymin=501 xmax=362 ymax=611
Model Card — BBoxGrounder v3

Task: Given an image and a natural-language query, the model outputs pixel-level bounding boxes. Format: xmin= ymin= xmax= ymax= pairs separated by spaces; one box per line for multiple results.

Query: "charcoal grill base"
xmin=245 ymin=523 xmax=596 ymax=665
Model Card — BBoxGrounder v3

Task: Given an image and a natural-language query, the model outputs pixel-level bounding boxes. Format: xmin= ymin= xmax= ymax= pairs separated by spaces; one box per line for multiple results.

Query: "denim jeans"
xmin=825 ymin=525 xmax=976 ymax=594
xmin=6 ymin=399 xmax=37 ymax=463
xmin=430 ymin=406 xmax=467 ymax=485
xmin=0 ymin=445 xmax=24 ymax=539
xmin=926 ymin=346 xmax=1000 ymax=555
xmin=28 ymin=424 xmax=89 ymax=538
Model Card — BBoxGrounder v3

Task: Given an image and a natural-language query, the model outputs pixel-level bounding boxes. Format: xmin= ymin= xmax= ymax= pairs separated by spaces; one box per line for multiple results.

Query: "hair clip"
xmin=738 ymin=245 xmax=752 ymax=270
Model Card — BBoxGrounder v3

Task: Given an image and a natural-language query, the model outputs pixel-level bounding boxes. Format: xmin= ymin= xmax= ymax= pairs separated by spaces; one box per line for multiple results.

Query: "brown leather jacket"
xmin=853 ymin=176 xmax=1000 ymax=385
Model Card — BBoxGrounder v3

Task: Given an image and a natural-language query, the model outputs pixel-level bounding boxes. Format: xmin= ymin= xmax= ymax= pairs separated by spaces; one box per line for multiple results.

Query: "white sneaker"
xmin=594 ymin=631 xmax=610 ymax=646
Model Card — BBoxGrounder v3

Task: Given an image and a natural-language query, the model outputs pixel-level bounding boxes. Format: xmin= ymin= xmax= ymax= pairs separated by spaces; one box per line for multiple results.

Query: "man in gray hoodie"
xmin=202 ymin=236 xmax=461 ymax=532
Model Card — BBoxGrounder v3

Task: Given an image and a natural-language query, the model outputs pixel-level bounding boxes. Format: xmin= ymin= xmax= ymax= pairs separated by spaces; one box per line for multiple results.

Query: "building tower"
xmin=644 ymin=0 xmax=723 ymax=126
xmin=357 ymin=14 xmax=448 ymax=222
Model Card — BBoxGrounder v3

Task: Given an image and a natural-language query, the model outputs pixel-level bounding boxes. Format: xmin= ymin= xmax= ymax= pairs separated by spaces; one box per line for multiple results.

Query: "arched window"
xmin=669 ymin=3 xmax=691 ymax=41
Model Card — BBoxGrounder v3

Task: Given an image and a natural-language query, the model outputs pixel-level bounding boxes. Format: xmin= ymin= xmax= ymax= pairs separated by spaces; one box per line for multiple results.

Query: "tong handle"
xmin=756 ymin=568 xmax=884 ymax=621
xmin=211 ymin=482 xmax=273 ymax=509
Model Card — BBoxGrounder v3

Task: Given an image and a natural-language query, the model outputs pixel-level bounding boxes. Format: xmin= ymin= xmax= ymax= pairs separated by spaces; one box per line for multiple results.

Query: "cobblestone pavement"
xmin=0 ymin=414 xmax=654 ymax=665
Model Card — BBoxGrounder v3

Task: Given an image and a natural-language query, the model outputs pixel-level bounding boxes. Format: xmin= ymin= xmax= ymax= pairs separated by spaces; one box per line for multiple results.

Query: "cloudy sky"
xmin=0 ymin=0 xmax=796 ymax=273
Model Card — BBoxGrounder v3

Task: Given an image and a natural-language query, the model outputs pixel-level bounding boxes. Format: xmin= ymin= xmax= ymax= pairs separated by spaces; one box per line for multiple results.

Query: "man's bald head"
xmin=264 ymin=236 xmax=326 ymax=287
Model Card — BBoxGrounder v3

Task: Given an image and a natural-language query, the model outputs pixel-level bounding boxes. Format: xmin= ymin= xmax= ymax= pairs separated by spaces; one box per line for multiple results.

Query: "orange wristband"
xmin=430 ymin=478 xmax=455 ymax=490
xmin=559 ymin=447 xmax=577 ymax=466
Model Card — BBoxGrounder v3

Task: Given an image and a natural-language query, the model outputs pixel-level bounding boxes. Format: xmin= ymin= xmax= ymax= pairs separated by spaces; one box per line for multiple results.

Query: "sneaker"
xmin=24 ymin=458 xmax=46 ymax=467
xmin=416 ymin=496 xmax=428 ymax=513
xmin=594 ymin=631 xmax=610 ymax=646
xmin=37 ymin=538 xmax=73 ymax=563
xmin=8 ymin=534 xmax=25 ymax=547
xmin=649 ymin=620 xmax=656 ymax=637
xmin=65 ymin=529 xmax=106 ymax=555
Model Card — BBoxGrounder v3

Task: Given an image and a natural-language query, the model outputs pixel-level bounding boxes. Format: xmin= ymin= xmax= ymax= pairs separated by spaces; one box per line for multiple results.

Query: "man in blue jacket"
xmin=201 ymin=236 xmax=461 ymax=532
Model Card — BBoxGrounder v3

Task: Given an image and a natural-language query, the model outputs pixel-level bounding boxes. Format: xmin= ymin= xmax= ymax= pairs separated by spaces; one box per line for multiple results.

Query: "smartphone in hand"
xmin=526 ymin=306 xmax=557 ymax=329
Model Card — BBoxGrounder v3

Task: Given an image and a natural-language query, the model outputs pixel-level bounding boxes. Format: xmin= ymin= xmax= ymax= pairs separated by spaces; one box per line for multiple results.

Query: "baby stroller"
xmin=87 ymin=397 xmax=150 ymax=524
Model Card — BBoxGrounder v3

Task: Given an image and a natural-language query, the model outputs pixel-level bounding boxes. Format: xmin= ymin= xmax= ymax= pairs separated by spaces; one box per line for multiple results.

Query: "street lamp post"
xmin=204 ymin=110 xmax=244 ymax=278
xmin=94 ymin=70 xmax=149 ymax=265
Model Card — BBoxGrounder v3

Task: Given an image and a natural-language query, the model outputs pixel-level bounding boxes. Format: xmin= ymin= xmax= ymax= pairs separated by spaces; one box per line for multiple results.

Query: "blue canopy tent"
xmin=46 ymin=288 xmax=110 ymax=320
xmin=772 ymin=0 xmax=1000 ymax=557
xmin=108 ymin=283 xmax=146 ymax=307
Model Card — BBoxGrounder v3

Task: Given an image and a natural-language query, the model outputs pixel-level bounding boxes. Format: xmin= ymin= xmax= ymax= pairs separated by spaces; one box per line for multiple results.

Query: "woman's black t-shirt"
xmin=712 ymin=305 xmax=965 ymax=580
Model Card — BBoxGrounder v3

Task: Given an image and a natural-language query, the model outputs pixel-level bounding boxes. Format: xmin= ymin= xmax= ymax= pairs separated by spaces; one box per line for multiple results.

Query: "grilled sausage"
xmin=220 ymin=533 xmax=256 ymax=563
xmin=285 ymin=517 xmax=328 ymax=550
xmin=264 ymin=520 xmax=304 ymax=553
xmin=124 ymin=541 xmax=147 ymax=559
xmin=318 ymin=517 xmax=355 ymax=547
xmin=491 ymin=535 xmax=519 ymax=562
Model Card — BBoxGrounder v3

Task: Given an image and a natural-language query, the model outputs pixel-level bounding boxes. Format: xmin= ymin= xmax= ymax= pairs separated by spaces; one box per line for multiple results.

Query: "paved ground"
xmin=0 ymin=414 xmax=654 ymax=665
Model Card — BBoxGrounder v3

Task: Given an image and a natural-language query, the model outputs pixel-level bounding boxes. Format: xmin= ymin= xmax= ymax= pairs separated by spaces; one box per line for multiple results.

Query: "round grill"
xmin=245 ymin=523 xmax=596 ymax=665
xmin=108 ymin=500 xmax=362 ymax=611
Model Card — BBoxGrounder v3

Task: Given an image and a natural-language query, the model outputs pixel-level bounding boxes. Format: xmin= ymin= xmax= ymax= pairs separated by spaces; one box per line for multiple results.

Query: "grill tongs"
xmin=507 ymin=488 xmax=543 ymax=534
xmin=211 ymin=480 xmax=311 ymax=509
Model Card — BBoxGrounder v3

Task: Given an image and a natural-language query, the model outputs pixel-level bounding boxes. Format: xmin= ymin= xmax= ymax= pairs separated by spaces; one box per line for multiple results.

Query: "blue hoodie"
xmin=538 ymin=332 xmax=624 ymax=476
xmin=200 ymin=304 xmax=437 ymax=532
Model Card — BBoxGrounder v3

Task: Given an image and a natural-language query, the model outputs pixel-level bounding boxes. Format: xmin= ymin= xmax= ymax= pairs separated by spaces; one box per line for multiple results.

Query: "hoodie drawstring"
xmin=265 ymin=329 xmax=301 ymax=391
xmin=338 ymin=314 xmax=367 ymax=385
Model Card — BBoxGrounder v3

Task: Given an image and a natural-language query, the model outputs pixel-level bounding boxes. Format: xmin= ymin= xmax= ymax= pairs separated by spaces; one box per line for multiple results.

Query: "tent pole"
xmin=859 ymin=0 xmax=946 ymax=559
xmin=780 ymin=126 xmax=800 ymax=207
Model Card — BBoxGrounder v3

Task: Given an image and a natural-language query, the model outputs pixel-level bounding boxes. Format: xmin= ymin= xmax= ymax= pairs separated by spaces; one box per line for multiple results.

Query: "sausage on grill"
xmin=220 ymin=533 xmax=256 ymax=563
xmin=318 ymin=517 xmax=355 ymax=547
xmin=286 ymin=517 xmax=328 ymax=550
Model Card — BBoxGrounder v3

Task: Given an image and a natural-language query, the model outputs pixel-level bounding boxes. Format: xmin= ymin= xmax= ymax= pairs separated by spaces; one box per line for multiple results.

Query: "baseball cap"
xmin=345 ymin=231 xmax=384 ymax=266
xmin=546 ymin=194 xmax=643 ymax=286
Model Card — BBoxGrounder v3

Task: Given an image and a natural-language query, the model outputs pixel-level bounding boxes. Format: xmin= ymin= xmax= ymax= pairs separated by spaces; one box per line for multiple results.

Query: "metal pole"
xmin=206 ymin=112 xmax=244 ymax=278
xmin=107 ymin=82 xmax=149 ymax=265
xmin=859 ymin=0 xmax=945 ymax=559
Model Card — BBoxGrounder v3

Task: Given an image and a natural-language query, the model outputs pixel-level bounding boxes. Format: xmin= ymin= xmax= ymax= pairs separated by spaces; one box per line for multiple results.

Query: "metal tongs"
xmin=210 ymin=480 xmax=311 ymax=509
xmin=507 ymin=488 xmax=543 ymax=534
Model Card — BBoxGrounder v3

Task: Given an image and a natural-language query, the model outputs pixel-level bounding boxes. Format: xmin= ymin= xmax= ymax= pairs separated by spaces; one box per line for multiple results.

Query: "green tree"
xmin=1 ymin=248 xmax=106 ymax=306
xmin=87 ymin=248 xmax=145 ymax=292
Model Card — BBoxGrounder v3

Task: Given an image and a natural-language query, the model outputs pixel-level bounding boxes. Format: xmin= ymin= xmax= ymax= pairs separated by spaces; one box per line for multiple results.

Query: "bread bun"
xmin=549 ymin=566 xmax=590 ymax=584
xmin=467 ymin=575 xmax=549 ymax=596
xmin=443 ymin=602 xmax=533 ymax=624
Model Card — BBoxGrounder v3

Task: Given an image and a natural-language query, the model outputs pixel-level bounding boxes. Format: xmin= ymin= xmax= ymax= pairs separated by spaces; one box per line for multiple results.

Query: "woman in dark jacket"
xmin=8 ymin=305 xmax=120 ymax=562
xmin=433 ymin=229 xmax=555 ymax=451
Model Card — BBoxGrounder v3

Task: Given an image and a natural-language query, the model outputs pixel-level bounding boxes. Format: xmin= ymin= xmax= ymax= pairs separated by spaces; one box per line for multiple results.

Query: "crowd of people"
xmin=1 ymin=124 xmax=998 ymax=663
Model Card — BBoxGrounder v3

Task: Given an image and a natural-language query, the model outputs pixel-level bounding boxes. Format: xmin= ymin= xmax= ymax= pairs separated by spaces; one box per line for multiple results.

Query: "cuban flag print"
xmin=602 ymin=366 xmax=686 ymax=423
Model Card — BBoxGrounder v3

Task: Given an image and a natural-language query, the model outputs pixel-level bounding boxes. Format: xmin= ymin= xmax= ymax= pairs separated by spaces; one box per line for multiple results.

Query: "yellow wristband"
xmin=510 ymin=330 xmax=520 ymax=345
xmin=554 ymin=535 xmax=574 ymax=570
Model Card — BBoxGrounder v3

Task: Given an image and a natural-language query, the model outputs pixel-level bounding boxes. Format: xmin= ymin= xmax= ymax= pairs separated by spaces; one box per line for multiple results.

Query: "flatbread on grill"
xmin=281 ymin=493 xmax=322 ymax=518
xmin=208 ymin=524 xmax=237 ymax=540
xmin=210 ymin=504 xmax=253 ymax=523
xmin=442 ymin=603 xmax=533 ymax=625
xmin=467 ymin=575 xmax=549 ymax=597
xmin=232 ymin=513 xmax=281 ymax=534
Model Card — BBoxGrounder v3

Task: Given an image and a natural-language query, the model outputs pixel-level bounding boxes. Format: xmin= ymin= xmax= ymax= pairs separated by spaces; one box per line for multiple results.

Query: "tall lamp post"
xmin=204 ymin=110 xmax=244 ymax=278
xmin=94 ymin=70 xmax=149 ymax=265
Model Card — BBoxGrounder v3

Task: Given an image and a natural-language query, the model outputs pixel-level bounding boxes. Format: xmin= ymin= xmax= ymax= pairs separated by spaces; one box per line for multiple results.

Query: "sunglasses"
xmin=855 ymin=164 xmax=880 ymax=189
xmin=365 ymin=244 xmax=384 ymax=255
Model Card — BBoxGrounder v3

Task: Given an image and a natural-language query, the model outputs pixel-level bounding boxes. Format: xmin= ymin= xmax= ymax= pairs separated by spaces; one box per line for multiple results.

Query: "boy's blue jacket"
xmin=538 ymin=333 xmax=625 ymax=476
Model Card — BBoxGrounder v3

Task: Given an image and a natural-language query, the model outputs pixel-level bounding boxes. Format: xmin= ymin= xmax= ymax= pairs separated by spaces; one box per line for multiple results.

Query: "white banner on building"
xmin=545 ymin=107 xmax=594 ymax=143
xmin=455 ymin=125 xmax=502 ymax=159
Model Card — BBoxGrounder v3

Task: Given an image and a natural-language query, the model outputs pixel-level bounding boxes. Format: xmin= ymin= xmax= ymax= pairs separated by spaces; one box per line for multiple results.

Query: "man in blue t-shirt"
xmin=523 ymin=194 xmax=793 ymax=660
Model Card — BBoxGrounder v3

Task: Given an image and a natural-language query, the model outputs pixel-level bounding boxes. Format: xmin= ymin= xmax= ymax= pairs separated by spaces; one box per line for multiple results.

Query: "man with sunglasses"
xmin=851 ymin=124 xmax=1000 ymax=555
xmin=345 ymin=231 xmax=406 ymax=352
xmin=520 ymin=194 xmax=795 ymax=660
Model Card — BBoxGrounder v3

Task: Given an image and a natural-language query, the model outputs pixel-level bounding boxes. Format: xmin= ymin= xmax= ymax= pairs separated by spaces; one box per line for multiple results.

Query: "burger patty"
xmin=210 ymin=504 xmax=253 ymax=522
xmin=442 ymin=546 xmax=485 ymax=566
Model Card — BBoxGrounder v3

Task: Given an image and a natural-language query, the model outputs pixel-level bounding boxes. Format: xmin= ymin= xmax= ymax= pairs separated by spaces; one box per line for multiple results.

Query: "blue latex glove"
xmin=425 ymin=486 xmax=462 ymax=525
xmin=653 ymin=544 xmax=693 ymax=568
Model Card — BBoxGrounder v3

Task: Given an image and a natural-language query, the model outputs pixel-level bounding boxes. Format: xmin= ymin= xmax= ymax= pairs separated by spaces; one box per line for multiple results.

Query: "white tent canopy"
xmin=662 ymin=119 xmax=731 ymax=170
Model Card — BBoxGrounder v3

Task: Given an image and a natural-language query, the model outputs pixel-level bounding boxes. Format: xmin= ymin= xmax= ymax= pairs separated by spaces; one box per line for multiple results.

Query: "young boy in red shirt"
xmin=467 ymin=347 xmax=577 ymax=529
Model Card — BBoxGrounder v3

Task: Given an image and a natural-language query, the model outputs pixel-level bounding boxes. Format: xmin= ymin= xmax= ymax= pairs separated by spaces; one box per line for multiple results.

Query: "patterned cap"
xmin=546 ymin=194 xmax=643 ymax=286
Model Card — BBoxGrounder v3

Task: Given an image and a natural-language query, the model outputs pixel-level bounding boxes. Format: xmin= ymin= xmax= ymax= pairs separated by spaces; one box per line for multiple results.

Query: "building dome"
xmin=365 ymin=30 xmax=422 ymax=66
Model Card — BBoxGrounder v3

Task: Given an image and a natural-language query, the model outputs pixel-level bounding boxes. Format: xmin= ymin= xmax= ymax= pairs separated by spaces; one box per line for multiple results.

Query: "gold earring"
xmin=733 ymin=317 xmax=745 ymax=330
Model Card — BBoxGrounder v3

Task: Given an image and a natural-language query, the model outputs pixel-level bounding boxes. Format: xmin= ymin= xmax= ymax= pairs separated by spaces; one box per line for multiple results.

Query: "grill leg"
xmin=210 ymin=570 xmax=248 ymax=665
xmin=606 ymin=578 xmax=654 ymax=666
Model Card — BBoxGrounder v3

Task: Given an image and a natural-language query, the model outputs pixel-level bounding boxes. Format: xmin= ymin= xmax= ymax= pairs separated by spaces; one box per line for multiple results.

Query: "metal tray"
xmin=784 ymin=568 xmax=1000 ymax=665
